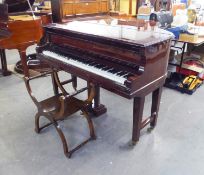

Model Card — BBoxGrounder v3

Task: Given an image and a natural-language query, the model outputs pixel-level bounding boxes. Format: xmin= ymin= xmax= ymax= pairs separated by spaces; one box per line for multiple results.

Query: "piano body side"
xmin=129 ymin=39 xmax=171 ymax=97
xmin=37 ymin=23 xmax=171 ymax=99
xmin=0 ymin=18 xmax=43 ymax=50
xmin=0 ymin=0 xmax=52 ymax=50
xmin=0 ymin=22 xmax=11 ymax=39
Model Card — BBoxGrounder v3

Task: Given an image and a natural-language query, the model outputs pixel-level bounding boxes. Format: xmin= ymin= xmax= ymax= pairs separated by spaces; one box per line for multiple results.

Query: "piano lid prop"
xmin=26 ymin=0 xmax=36 ymax=20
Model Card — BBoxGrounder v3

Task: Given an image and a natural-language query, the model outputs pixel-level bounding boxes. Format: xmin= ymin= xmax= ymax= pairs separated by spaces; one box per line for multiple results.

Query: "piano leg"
xmin=132 ymin=96 xmax=145 ymax=145
xmin=0 ymin=49 xmax=11 ymax=76
xmin=87 ymin=83 xmax=107 ymax=117
xmin=18 ymin=49 xmax=29 ymax=77
xmin=149 ymin=87 xmax=162 ymax=130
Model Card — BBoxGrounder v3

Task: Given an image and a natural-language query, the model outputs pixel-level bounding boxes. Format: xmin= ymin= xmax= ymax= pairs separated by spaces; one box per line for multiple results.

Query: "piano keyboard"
xmin=43 ymin=50 xmax=130 ymax=85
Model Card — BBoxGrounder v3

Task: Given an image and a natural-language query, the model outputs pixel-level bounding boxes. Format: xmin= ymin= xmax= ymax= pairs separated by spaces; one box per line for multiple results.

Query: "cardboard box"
xmin=179 ymin=33 xmax=198 ymax=43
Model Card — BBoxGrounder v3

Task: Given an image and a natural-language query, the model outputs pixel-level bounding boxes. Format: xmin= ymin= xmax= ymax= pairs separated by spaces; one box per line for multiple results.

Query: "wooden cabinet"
xmin=61 ymin=0 xmax=109 ymax=17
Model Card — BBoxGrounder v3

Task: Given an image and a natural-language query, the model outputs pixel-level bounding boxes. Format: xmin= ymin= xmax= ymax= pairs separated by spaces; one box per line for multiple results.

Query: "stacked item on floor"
xmin=165 ymin=57 xmax=204 ymax=94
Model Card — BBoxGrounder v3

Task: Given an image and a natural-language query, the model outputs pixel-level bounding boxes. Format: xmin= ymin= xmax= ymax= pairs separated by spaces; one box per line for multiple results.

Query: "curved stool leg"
xmin=82 ymin=110 xmax=96 ymax=140
xmin=35 ymin=113 xmax=41 ymax=134
xmin=53 ymin=120 xmax=70 ymax=157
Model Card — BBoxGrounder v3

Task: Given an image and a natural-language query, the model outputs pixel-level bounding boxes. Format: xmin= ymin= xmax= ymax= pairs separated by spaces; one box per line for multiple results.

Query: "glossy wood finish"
xmin=132 ymin=96 xmax=145 ymax=145
xmin=0 ymin=22 xmax=10 ymax=38
xmin=0 ymin=0 xmax=52 ymax=77
xmin=0 ymin=17 xmax=43 ymax=76
xmin=51 ymin=0 xmax=109 ymax=20
xmin=37 ymin=16 xmax=172 ymax=144
xmin=87 ymin=82 xmax=107 ymax=116
xmin=0 ymin=3 xmax=8 ymax=21
xmin=24 ymin=71 xmax=96 ymax=158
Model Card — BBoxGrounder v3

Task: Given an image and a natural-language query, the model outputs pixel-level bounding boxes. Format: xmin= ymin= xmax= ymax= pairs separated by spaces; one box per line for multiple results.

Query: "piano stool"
xmin=24 ymin=71 xmax=96 ymax=158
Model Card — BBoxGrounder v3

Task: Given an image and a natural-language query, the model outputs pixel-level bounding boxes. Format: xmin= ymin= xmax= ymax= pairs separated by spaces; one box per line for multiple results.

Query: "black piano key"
xmin=98 ymin=65 xmax=106 ymax=69
xmin=116 ymin=71 xmax=123 ymax=75
xmin=95 ymin=64 xmax=104 ymax=68
xmin=94 ymin=64 xmax=100 ymax=67
xmin=102 ymin=66 xmax=111 ymax=71
xmin=111 ymin=69 xmax=120 ymax=74
xmin=123 ymin=73 xmax=134 ymax=78
xmin=89 ymin=62 xmax=97 ymax=66
xmin=108 ymin=68 xmax=118 ymax=74
xmin=121 ymin=72 xmax=129 ymax=77
xmin=112 ymin=70 xmax=121 ymax=75
xmin=117 ymin=71 xmax=127 ymax=76
xmin=107 ymin=68 xmax=114 ymax=73
xmin=84 ymin=58 xmax=93 ymax=63
xmin=83 ymin=60 xmax=91 ymax=64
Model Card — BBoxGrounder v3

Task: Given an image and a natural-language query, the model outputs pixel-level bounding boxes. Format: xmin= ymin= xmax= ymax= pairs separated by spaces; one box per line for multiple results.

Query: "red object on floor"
xmin=176 ymin=60 xmax=203 ymax=76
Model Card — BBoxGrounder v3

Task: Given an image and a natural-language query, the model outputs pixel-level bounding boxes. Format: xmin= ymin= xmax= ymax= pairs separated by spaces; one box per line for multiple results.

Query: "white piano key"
xmin=42 ymin=50 xmax=127 ymax=85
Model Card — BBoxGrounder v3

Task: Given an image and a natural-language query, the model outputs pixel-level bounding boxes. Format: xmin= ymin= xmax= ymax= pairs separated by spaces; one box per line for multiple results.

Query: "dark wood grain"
xmin=24 ymin=71 xmax=96 ymax=158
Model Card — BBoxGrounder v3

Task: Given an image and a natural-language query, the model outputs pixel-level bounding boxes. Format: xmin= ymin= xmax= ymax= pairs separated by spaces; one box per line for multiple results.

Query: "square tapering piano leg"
xmin=150 ymin=87 xmax=162 ymax=129
xmin=132 ymin=96 xmax=145 ymax=145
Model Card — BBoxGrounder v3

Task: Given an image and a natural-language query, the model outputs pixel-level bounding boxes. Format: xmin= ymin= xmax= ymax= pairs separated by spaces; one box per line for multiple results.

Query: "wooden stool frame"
xmin=24 ymin=71 xmax=96 ymax=158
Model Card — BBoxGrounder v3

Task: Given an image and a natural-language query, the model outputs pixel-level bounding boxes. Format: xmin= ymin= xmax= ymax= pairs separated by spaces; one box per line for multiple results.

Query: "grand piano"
xmin=37 ymin=0 xmax=173 ymax=145
xmin=0 ymin=0 xmax=51 ymax=77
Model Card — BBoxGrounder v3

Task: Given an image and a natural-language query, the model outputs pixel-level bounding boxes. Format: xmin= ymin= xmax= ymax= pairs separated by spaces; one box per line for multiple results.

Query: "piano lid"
xmin=5 ymin=0 xmax=35 ymax=13
xmin=52 ymin=18 xmax=174 ymax=47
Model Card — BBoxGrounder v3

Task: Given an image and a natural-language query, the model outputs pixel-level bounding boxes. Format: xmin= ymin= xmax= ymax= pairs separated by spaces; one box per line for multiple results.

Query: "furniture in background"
xmin=169 ymin=36 xmax=204 ymax=73
xmin=0 ymin=0 xmax=51 ymax=77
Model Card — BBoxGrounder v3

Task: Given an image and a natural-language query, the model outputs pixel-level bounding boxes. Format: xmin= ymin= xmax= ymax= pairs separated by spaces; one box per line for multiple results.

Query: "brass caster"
xmin=91 ymin=135 xmax=97 ymax=140
xmin=66 ymin=153 xmax=72 ymax=159
xmin=147 ymin=127 xmax=154 ymax=133
xmin=35 ymin=128 xmax=40 ymax=134
xmin=129 ymin=140 xmax=138 ymax=147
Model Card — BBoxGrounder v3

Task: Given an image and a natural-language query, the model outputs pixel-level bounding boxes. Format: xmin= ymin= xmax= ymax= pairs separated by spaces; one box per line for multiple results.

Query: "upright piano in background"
xmin=0 ymin=0 xmax=51 ymax=77
xmin=51 ymin=0 xmax=109 ymax=22
xmin=37 ymin=13 xmax=173 ymax=144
